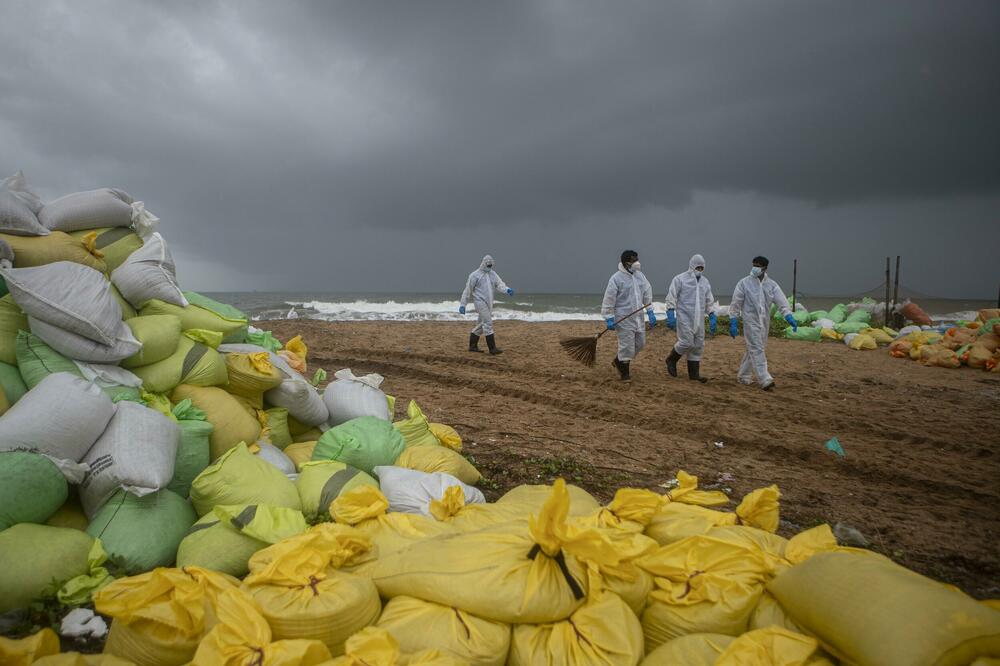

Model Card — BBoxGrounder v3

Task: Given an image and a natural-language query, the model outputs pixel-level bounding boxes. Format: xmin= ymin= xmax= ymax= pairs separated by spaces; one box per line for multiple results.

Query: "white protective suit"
xmin=460 ymin=254 xmax=510 ymax=336
xmin=601 ymin=263 xmax=653 ymax=362
xmin=665 ymin=254 xmax=716 ymax=361
xmin=730 ymin=272 xmax=792 ymax=387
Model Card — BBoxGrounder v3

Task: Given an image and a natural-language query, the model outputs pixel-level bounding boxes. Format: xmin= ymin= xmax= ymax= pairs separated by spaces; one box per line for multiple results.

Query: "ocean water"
xmin=205 ymin=292 xmax=996 ymax=324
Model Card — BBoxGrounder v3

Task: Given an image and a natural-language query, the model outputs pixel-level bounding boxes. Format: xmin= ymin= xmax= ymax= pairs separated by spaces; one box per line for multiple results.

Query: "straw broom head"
xmin=559 ymin=333 xmax=600 ymax=367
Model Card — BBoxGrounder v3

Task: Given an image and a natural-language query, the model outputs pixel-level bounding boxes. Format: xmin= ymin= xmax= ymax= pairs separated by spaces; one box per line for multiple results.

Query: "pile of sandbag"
xmin=887 ymin=310 xmax=1000 ymax=371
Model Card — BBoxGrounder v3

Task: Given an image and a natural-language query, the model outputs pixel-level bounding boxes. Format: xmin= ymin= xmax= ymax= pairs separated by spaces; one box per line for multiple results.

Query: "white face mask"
xmin=751 ymin=266 xmax=764 ymax=277
xmin=629 ymin=261 xmax=641 ymax=273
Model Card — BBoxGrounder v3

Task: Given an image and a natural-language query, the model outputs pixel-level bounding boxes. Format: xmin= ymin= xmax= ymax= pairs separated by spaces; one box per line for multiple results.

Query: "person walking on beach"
xmin=664 ymin=253 xmax=718 ymax=383
xmin=728 ymin=255 xmax=798 ymax=390
xmin=459 ymin=254 xmax=514 ymax=355
xmin=602 ymin=250 xmax=655 ymax=381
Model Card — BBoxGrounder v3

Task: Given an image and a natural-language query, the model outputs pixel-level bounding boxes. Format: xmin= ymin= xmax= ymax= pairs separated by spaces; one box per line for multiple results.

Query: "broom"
xmin=560 ymin=303 xmax=652 ymax=367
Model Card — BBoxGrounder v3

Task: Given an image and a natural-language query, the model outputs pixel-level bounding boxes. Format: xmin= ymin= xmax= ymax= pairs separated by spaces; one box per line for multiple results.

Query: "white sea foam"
xmin=287 ymin=299 xmax=605 ymax=322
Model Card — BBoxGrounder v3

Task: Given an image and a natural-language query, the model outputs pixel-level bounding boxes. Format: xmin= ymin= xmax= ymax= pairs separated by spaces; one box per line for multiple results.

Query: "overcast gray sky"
xmin=2 ymin=1 xmax=998 ymax=298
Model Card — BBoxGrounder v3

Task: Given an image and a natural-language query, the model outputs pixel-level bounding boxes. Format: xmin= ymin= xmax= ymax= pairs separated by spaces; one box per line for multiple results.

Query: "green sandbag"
xmin=68 ymin=226 xmax=144 ymax=272
xmin=266 ymin=407 xmax=293 ymax=449
xmin=0 ymin=294 xmax=28 ymax=366
xmin=792 ymin=310 xmax=810 ymax=325
xmin=783 ymin=326 xmax=823 ymax=342
xmin=86 ymin=489 xmax=196 ymax=575
xmin=0 ymin=275 xmax=6 ymax=299
xmin=122 ymin=314 xmax=183 ymax=369
xmin=16 ymin=330 xmax=83 ymax=389
xmin=140 ymin=297 xmax=248 ymax=344
xmin=182 ymin=291 xmax=249 ymax=344
xmin=0 ymin=361 xmax=28 ymax=404
xmin=0 ymin=523 xmax=93 ymax=612
xmin=0 ymin=451 xmax=69 ymax=530
xmin=189 ymin=443 xmax=301 ymax=517
xmin=176 ymin=504 xmax=307 ymax=577
xmin=846 ymin=309 xmax=872 ymax=324
xmin=979 ymin=318 xmax=1000 ymax=334
xmin=835 ymin=321 xmax=869 ymax=335
xmin=313 ymin=416 xmax=406 ymax=475
xmin=246 ymin=329 xmax=283 ymax=352
xmin=828 ymin=304 xmax=848 ymax=324
xmin=130 ymin=335 xmax=229 ymax=394
xmin=110 ymin=283 xmax=137 ymax=320
xmin=807 ymin=310 xmax=829 ymax=324
xmin=167 ymin=399 xmax=214 ymax=498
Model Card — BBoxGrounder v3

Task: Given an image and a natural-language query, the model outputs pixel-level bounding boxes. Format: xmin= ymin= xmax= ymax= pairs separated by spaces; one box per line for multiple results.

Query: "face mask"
xmin=751 ymin=266 xmax=764 ymax=277
xmin=694 ymin=268 xmax=704 ymax=278
xmin=485 ymin=263 xmax=493 ymax=270
xmin=628 ymin=261 xmax=640 ymax=273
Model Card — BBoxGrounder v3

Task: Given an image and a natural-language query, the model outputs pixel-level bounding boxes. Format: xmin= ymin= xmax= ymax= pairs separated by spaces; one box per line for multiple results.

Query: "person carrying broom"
xmin=602 ymin=250 xmax=655 ymax=381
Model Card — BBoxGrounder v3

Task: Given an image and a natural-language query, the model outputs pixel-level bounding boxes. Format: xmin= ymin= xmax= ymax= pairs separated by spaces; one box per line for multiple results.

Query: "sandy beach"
xmin=263 ymin=318 xmax=1000 ymax=599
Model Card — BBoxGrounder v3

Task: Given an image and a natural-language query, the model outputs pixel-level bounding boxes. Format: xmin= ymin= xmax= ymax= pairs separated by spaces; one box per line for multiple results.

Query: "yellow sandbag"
xmin=393 ymin=400 xmax=441 ymax=449
xmin=497 ymin=483 xmax=602 ymax=516
xmin=639 ymin=535 xmax=774 ymax=650
xmin=861 ymin=327 xmax=894 ymax=345
xmin=0 ymin=231 xmax=106 ymax=272
xmin=664 ymin=471 xmax=733 ymax=507
xmin=297 ymin=460 xmax=380 ymax=521
xmin=749 ymin=592 xmax=808 ymax=633
xmin=848 ymin=333 xmax=878 ymax=350
xmin=768 ymin=550 xmax=1000 ymax=666
xmin=509 ymin=593 xmax=643 ymax=666
xmin=225 ymin=352 xmax=283 ymax=408
xmin=395 ymin=445 xmax=482 ymax=484
xmin=132 ymin=336 xmax=228 ymax=394
xmin=242 ymin=524 xmax=381 ymax=655
xmin=428 ymin=423 xmax=462 ymax=451
xmin=371 ymin=480 xmax=628 ymax=624
xmin=68 ymin=226 xmax=144 ymax=272
xmin=45 ymin=493 xmax=90 ymax=531
xmin=189 ymin=443 xmax=301 ymax=516
xmin=819 ymin=328 xmax=842 ymax=341
xmin=707 ymin=524 xmax=841 ymax=577
xmin=95 ymin=567 xmax=239 ymax=666
xmin=376 ymin=595 xmax=510 ymax=666
xmin=645 ymin=502 xmax=738 ymax=545
xmin=31 ymin=654 xmax=136 ymax=665
xmin=284 ymin=441 xmax=318 ymax=470
xmin=574 ymin=488 xmax=667 ymax=533
xmin=641 ymin=627 xmax=830 ymax=666
xmin=328 ymin=627 xmax=467 ymax=665
xmin=171 ymin=385 xmax=261 ymax=461
xmin=293 ymin=428 xmax=325 ymax=443
xmin=189 ymin=588 xmax=331 ymax=665
xmin=0 ymin=294 xmax=28 ymax=365
xmin=0 ymin=628 xmax=60 ymax=666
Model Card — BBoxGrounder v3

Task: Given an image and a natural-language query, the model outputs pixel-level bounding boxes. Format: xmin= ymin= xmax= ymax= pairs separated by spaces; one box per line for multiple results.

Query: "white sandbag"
xmin=254 ymin=440 xmax=297 ymax=476
xmin=110 ymin=232 xmax=187 ymax=309
xmin=0 ymin=171 xmax=48 ymax=236
xmin=0 ymin=372 xmax=115 ymax=475
xmin=79 ymin=400 xmax=180 ymax=517
xmin=324 ymin=368 xmax=390 ymax=426
xmin=2 ymin=262 xmax=123 ymax=345
xmin=38 ymin=187 xmax=134 ymax=232
xmin=266 ymin=378 xmax=329 ymax=426
xmin=896 ymin=325 xmax=922 ymax=339
xmin=74 ymin=362 xmax=144 ymax=391
xmin=843 ymin=333 xmax=858 ymax=346
xmin=812 ymin=318 xmax=836 ymax=329
xmin=29 ymin=316 xmax=141 ymax=363
xmin=373 ymin=465 xmax=485 ymax=516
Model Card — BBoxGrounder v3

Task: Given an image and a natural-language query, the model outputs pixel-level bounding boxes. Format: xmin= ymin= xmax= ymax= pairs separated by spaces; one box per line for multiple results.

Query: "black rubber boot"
xmin=687 ymin=360 xmax=707 ymax=383
xmin=468 ymin=333 xmax=484 ymax=352
xmin=486 ymin=334 xmax=503 ymax=355
xmin=665 ymin=348 xmax=682 ymax=377
xmin=619 ymin=359 xmax=631 ymax=381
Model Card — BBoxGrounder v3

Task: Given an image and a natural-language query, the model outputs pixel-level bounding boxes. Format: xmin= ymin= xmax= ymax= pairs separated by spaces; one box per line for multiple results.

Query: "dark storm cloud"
xmin=1 ymin=0 xmax=998 ymax=297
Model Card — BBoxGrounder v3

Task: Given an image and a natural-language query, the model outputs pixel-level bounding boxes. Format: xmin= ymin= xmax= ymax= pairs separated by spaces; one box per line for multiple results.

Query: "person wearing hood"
xmin=602 ymin=250 xmax=655 ymax=381
xmin=728 ymin=255 xmax=798 ymax=390
xmin=459 ymin=254 xmax=513 ymax=354
xmin=664 ymin=253 xmax=717 ymax=382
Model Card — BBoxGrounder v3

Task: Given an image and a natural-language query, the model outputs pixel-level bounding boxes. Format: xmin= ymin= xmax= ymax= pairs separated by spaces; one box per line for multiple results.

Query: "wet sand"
xmin=265 ymin=318 xmax=1000 ymax=598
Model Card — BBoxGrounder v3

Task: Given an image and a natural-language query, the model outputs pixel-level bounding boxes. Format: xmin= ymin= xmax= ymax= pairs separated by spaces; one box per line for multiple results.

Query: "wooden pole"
xmin=791 ymin=259 xmax=798 ymax=311
xmin=892 ymin=255 xmax=901 ymax=328
xmin=882 ymin=257 xmax=892 ymax=326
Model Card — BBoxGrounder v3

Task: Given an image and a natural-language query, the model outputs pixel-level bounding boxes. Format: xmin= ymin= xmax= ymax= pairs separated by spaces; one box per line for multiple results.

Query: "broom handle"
xmin=597 ymin=303 xmax=652 ymax=339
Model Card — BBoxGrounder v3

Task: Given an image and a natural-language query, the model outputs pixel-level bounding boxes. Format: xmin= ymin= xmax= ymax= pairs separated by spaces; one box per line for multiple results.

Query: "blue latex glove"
xmin=784 ymin=313 xmax=798 ymax=332
xmin=730 ymin=318 xmax=739 ymax=338
xmin=709 ymin=312 xmax=717 ymax=335
xmin=459 ymin=305 xmax=466 ymax=315
xmin=605 ymin=317 xmax=616 ymax=331
xmin=506 ymin=288 xmax=514 ymax=296
xmin=666 ymin=309 xmax=676 ymax=330
xmin=647 ymin=310 xmax=657 ymax=327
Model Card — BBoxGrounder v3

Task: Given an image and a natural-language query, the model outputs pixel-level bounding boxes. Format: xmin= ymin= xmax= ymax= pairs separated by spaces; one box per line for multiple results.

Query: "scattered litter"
xmin=833 ymin=522 xmax=870 ymax=548
xmin=60 ymin=607 xmax=108 ymax=639
xmin=717 ymin=472 xmax=735 ymax=483
xmin=713 ymin=441 xmax=725 ymax=448
xmin=825 ymin=437 xmax=846 ymax=457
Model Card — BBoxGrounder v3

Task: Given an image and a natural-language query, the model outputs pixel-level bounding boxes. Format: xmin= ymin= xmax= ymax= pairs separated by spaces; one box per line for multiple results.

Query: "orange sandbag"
xmin=978 ymin=308 xmax=1000 ymax=322
xmin=968 ymin=333 xmax=1000 ymax=370
xmin=888 ymin=339 xmax=912 ymax=358
xmin=899 ymin=302 xmax=932 ymax=326
xmin=921 ymin=347 xmax=961 ymax=369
